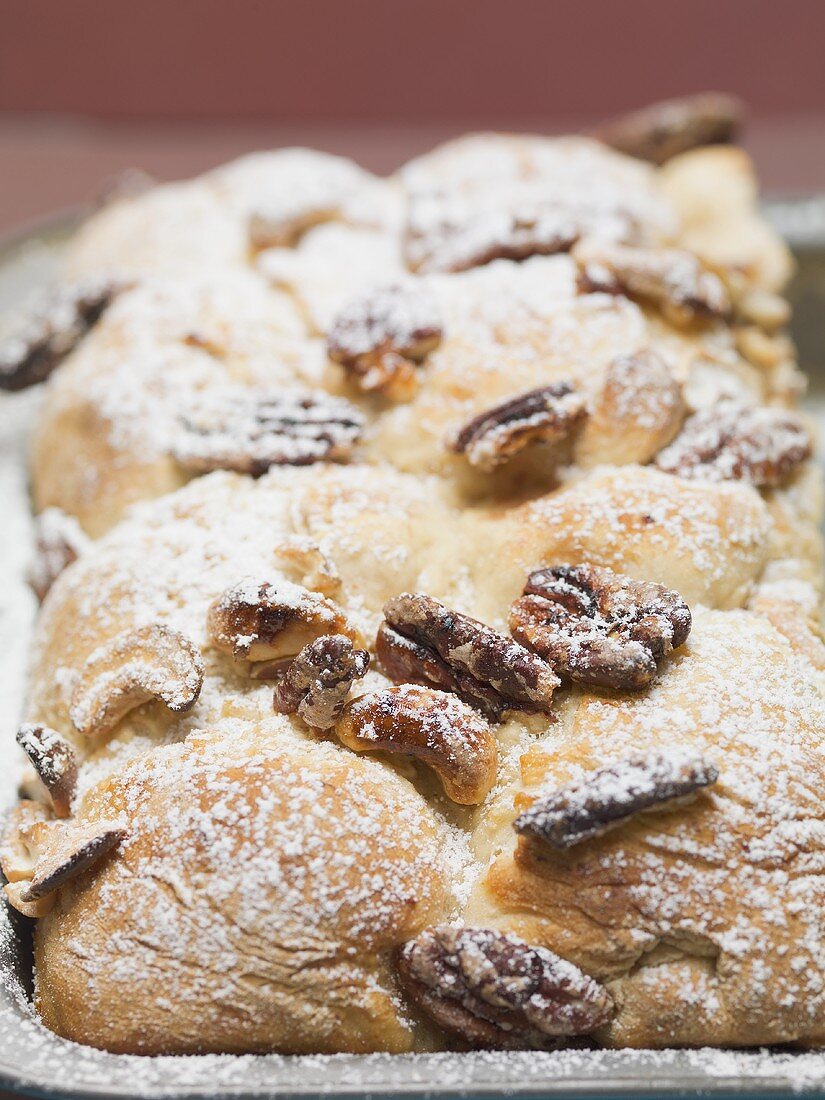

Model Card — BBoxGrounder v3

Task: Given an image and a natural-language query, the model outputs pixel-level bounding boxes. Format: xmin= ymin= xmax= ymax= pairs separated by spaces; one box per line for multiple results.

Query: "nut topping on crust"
xmin=327 ymin=284 xmax=444 ymax=400
xmin=27 ymin=507 xmax=90 ymax=603
xmin=595 ymin=93 xmax=744 ymax=165
xmin=172 ymin=388 xmax=364 ymax=475
xmin=574 ymin=240 xmax=730 ymax=327
xmin=404 ymin=195 xmax=580 ymax=275
xmin=509 ymin=564 xmax=691 ymax=691
xmin=20 ymin=821 xmax=126 ymax=901
xmin=450 ymin=384 xmax=588 ymax=471
xmin=272 ymin=634 xmax=369 ymax=730
xmin=514 ymin=750 xmax=718 ymax=850
xmin=16 ymin=725 xmax=78 ymax=818
xmin=0 ymin=277 xmax=123 ymax=391
xmin=377 ymin=593 xmax=559 ymax=722
xmin=70 ymin=624 xmax=204 ymax=738
xmin=654 ymin=401 xmax=812 ymax=487
xmin=208 ymin=577 xmax=361 ymax=663
xmin=337 ymin=685 xmax=498 ymax=805
xmin=397 ymin=924 xmax=613 ymax=1048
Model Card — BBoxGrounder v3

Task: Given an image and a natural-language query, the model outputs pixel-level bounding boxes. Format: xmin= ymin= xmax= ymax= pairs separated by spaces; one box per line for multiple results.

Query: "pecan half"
xmin=377 ymin=593 xmax=559 ymax=721
xmin=16 ymin=724 xmax=78 ymax=818
xmin=171 ymin=388 xmax=364 ymax=475
xmin=510 ymin=563 xmax=690 ymax=690
xmin=208 ymin=577 xmax=361 ymax=664
xmin=450 ymin=384 xmax=588 ymax=471
xmin=327 ymin=283 xmax=444 ymax=400
xmin=404 ymin=193 xmax=580 ymax=274
xmin=27 ymin=507 xmax=90 ymax=603
xmin=509 ymin=564 xmax=691 ymax=691
xmin=70 ymin=624 xmax=204 ymax=738
xmin=337 ymin=685 xmax=498 ymax=805
xmin=273 ymin=634 xmax=369 ymax=729
xmin=574 ymin=240 xmax=730 ymax=327
xmin=398 ymin=924 xmax=613 ymax=1048
xmin=0 ymin=276 xmax=122 ymax=391
xmin=654 ymin=401 xmax=811 ymax=487
xmin=20 ymin=820 xmax=125 ymax=901
xmin=594 ymin=93 xmax=744 ymax=165
xmin=514 ymin=750 xmax=718 ymax=850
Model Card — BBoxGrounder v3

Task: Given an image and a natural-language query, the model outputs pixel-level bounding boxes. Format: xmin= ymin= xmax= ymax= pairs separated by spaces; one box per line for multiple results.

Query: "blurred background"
xmin=1 ymin=0 xmax=824 ymax=237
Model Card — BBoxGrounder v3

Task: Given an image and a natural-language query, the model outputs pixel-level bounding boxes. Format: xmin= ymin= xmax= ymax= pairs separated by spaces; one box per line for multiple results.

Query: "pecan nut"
xmin=337 ymin=685 xmax=498 ymax=805
xmin=19 ymin=820 xmax=126 ymax=902
xmin=171 ymin=388 xmax=364 ymax=475
xmin=404 ymin=193 xmax=580 ymax=275
xmin=398 ymin=924 xmax=613 ymax=1048
xmin=273 ymin=634 xmax=369 ymax=730
xmin=70 ymin=624 xmax=204 ymax=738
xmin=327 ymin=283 xmax=444 ymax=400
xmin=27 ymin=507 xmax=90 ymax=603
xmin=654 ymin=401 xmax=811 ymax=487
xmin=450 ymin=384 xmax=588 ymax=471
xmin=509 ymin=564 xmax=691 ymax=691
xmin=574 ymin=240 xmax=730 ymax=327
xmin=377 ymin=593 xmax=559 ymax=721
xmin=16 ymin=724 xmax=78 ymax=818
xmin=594 ymin=93 xmax=744 ymax=165
xmin=0 ymin=276 xmax=123 ymax=391
xmin=514 ymin=750 xmax=718 ymax=850
xmin=208 ymin=577 xmax=361 ymax=664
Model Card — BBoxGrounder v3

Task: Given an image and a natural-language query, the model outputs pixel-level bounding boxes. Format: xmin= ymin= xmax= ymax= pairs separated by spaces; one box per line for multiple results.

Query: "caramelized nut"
xmin=450 ymin=384 xmax=588 ymax=471
xmin=509 ymin=564 xmax=691 ymax=690
xmin=378 ymin=593 xmax=558 ymax=721
xmin=574 ymin=240 xmax=730 ymax=327
xmin=15 ymin=725 xmax=78 ymax=818
xmin=404 ymin=194 xmax=580 ymax=274
xmin=514 ymin=750 xmax=718 ymax=850
xmin=327 ymin=283 xmax=443 ymax=400
xmin=208 ymin=577 xmax=361 ymax=663
xmin=70 ymin=624 xmax=204 ymax=738
xmin=172 ymin=388 xmax=364 ymax=475
xmin=337 ymin=685 xmax=498 ymax=805
xmin=398 ymin=924 xmax=613 ymax=1048
xmin=654 ymin=401 xmax=811 ymax=487
xmin=27 ymin=507 xmax=90 ymax=603
xmin=20 ymin=820 xmax=125 ymax=901
xmin=0 ymin=277 xmax=123 ymax=391
xmin=595 ymin=93 xmax=744 ymax=165
xmin=273 ymin=634 xmax=369 ymax=729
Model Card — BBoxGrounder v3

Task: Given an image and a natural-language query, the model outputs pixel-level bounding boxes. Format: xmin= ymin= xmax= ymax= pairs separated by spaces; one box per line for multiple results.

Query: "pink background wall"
xmin=1 ymin=0 xmax=824 ymax=234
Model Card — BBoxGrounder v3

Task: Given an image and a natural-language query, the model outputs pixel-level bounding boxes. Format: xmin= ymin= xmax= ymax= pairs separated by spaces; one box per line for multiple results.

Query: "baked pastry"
xmin=2 ymin=95 xmax=824 ymax=1055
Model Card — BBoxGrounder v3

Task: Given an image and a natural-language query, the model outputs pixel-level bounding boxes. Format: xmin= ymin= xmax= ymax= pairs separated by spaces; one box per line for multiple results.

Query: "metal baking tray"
xmin=0 ymin=204 xmax=824 ymax=1099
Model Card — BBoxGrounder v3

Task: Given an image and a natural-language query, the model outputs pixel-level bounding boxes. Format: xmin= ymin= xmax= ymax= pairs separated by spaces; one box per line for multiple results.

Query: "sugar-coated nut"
xmin=450 ymin=384 xmax=588 ymax=471
xmin=70 ymin=624 xmax=204 ymax=738
xmin=15 ymin=724 xmax=78 ymax=818
xmin=272 ymin=634 xmax=369 ymax=730
xmin=398 ymin=924 xmax=614 ymax=1048
xmin=209 ymin=577 xmax=362 ymax=664
xmin=514 ymin=750 xmax=718 ymax=850
xmin=337 ymin=685 xmax=498 ymax=805
xmin=509 ymin=563 xmax=691 ymax=690
xmin=595 ymin=93 xmax=744 ymax=165
xmin=172 ymin=388 xmax=364 ymax=475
